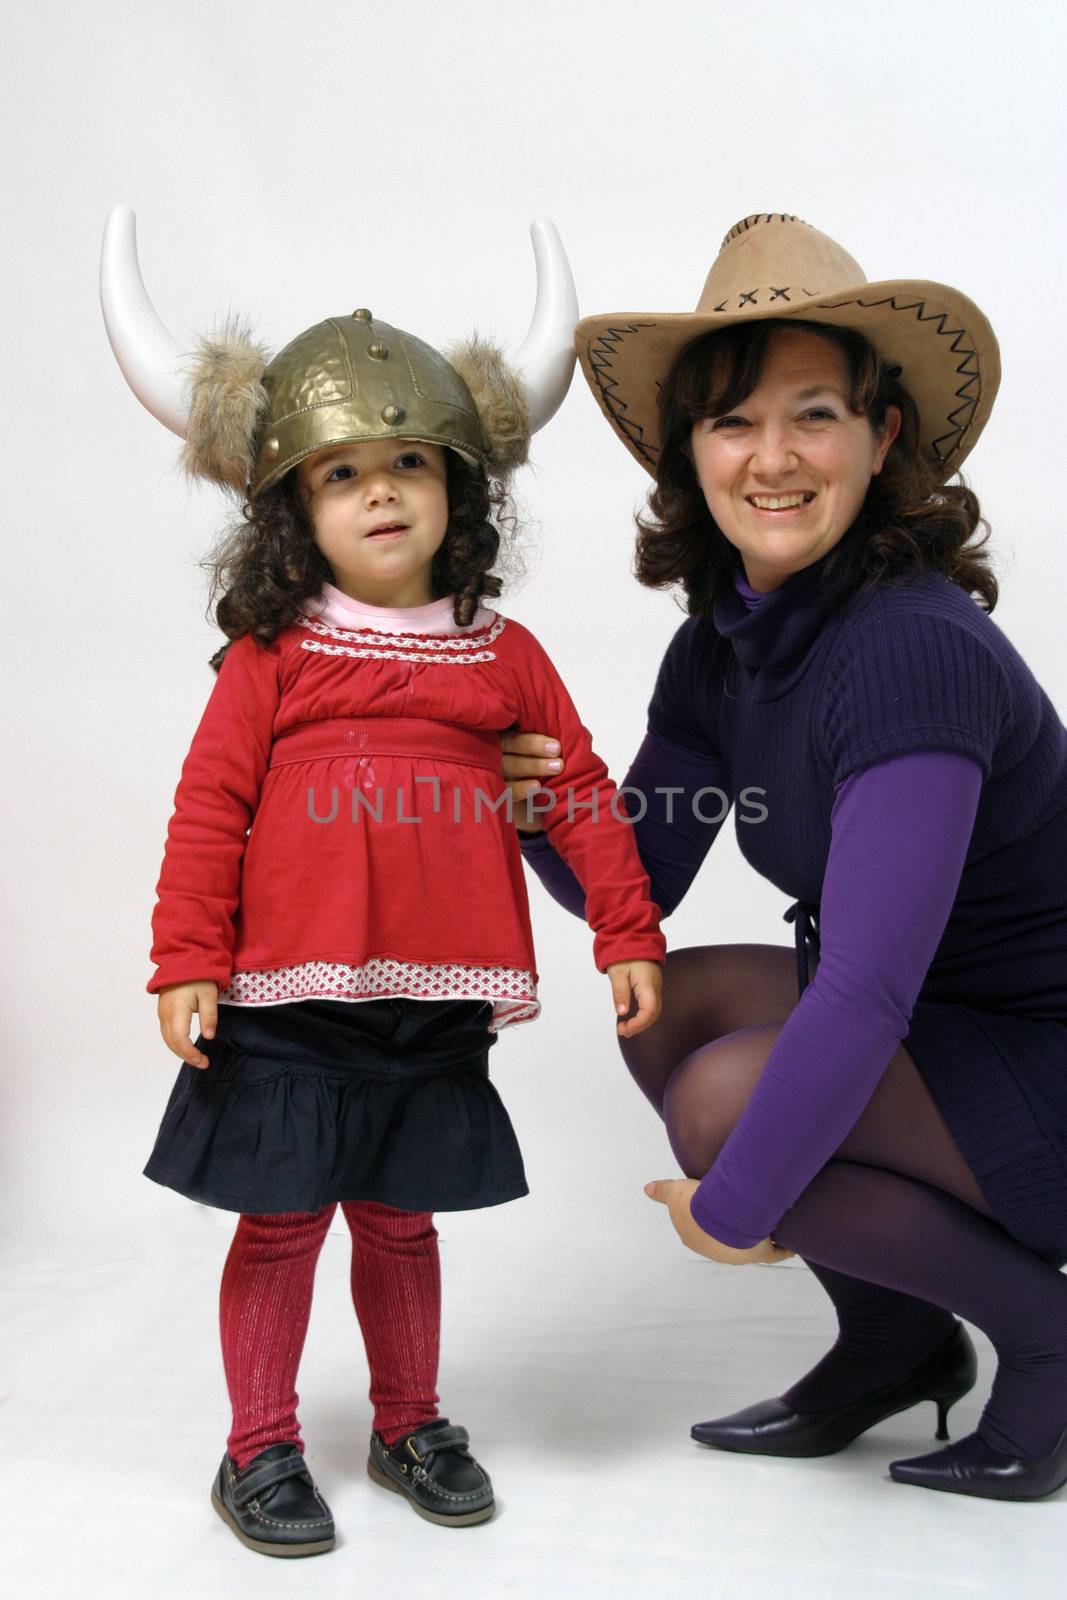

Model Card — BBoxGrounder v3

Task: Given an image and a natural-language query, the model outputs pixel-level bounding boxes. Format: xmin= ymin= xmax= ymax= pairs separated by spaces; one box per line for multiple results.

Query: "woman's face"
xmin=689 ymin=325 xmax=901 ymax=593
xmin=296 ymin=437 xmax=450 ymax=607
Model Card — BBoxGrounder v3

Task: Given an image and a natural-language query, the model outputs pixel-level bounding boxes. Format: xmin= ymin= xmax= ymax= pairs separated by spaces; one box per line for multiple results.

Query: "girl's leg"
xmin=661 ymin=1021 xmax=1067 ymax=1458
xmin=619 ymin=945 xmax=960 ymax=1407
xmin=220 ymin=1205 xmax=336 ymax=1469
xmin=341 ymin=1201 xmax=441 ymax=1446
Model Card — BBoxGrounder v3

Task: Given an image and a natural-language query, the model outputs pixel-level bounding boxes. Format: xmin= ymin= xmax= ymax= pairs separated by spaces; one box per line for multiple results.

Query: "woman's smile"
xmin=746 ymin=492 xmax=817 ymax=516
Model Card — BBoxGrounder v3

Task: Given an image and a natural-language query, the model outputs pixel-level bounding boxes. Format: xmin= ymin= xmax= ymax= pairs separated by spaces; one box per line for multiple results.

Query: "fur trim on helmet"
xmin=446 ymin=336 xmax=531 ymax=476
xmin=181 ymin=316 xmax=272 ymax=493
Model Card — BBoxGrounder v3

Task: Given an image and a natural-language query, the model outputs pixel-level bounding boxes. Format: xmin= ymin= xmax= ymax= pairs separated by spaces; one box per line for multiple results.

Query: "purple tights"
xmin=621 ymin=943 xmax=1067 ymax=1459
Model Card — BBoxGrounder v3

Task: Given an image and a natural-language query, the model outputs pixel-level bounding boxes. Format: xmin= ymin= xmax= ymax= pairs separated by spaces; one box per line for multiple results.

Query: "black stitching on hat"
xmin=816 ymin=292 xmax=982 ymax=464
xmin=739 ymin=291 xmax=758 ymax=307
xmin=770 ymin=287 xmax=791 ymax=301
xmin=586 ymin=324 xmax=660 ymax=465
xmin=720 ymin=214 xmax=811 ymax=250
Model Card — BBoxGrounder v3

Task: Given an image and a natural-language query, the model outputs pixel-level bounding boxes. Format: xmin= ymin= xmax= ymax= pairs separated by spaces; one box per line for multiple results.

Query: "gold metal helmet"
xmin=100 ymin=206 xmax=579 ymax=498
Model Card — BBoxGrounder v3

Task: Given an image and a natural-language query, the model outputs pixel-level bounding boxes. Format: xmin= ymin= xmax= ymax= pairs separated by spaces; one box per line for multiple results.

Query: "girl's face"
xmin=689 ymin=326 xmax=900 ymax=593
xmin=297 ymin=437 xmax=450 ymax=607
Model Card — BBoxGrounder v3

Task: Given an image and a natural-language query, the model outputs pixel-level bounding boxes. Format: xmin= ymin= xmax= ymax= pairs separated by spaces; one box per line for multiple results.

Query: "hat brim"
xmin=576 ymin=278 xmax=1000 ymax=482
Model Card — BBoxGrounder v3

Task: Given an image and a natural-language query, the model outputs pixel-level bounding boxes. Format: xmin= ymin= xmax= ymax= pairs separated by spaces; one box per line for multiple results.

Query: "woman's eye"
xmin=710 ymin=415 xmax=746 ymax=430
xmin=802 ymin=408 xmax=836 ymax=421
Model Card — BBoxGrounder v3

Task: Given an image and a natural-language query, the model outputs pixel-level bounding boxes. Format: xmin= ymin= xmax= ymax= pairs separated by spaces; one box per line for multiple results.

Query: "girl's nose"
xmin=364 ymin=471 xmax=398 ymax=505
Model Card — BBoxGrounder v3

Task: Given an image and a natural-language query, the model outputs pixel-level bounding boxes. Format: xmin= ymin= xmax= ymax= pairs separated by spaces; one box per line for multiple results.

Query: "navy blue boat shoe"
xmin=367 ymin=1418 xmax=494 ymax=1526
xmin=211 ymin=1442 xmax=336 ymax=1556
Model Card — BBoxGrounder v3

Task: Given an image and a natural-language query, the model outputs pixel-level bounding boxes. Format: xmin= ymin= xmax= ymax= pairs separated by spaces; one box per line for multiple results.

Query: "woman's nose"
xmin=749 ymin=426 xmax=798 ymax=477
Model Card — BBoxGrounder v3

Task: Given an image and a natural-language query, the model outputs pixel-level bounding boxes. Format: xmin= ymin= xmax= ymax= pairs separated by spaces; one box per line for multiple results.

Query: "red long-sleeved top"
xmin=148 ymin=602 xmax=665 ymax=1030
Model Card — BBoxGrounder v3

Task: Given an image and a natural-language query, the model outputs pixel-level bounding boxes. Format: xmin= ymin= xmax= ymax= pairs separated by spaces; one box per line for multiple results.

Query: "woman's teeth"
xmin=749 ymin=493 xmax=814 ymax=510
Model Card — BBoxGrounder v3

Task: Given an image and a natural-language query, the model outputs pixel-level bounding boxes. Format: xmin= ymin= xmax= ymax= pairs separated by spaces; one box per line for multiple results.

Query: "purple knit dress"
xmin=521 ymin=554 xmax=1067 ymax=1255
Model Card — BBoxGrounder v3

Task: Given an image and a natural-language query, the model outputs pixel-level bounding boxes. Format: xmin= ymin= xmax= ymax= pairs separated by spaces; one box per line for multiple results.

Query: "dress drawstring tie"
xmin=783 ymin=900 xmax=821 ymax=999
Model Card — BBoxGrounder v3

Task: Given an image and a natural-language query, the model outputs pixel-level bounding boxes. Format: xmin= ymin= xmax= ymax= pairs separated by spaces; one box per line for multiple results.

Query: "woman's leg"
xmin=774 ymin=1161 xmax=1067 ymax=1457
xmin=620 ymin=945 xmax=961 ymax=1408
xmin=341 ymin=1201 xmax=441 ymax=1446
xmin=220 ymin=1205 xmax=336 ymax=1468
xmin=657 ymin=1003 xmax=1067 ymax=1458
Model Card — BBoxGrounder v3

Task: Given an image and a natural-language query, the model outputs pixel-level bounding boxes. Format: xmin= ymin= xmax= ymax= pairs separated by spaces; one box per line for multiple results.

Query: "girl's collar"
xmin=306 ymin=583 xmax=494 ymax=636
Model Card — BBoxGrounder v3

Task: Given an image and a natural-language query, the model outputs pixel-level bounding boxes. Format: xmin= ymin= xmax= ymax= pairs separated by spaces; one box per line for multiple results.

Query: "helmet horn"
xmin=100 ymin=205 xmax=189 ymax=438
xmin=512 ymin=218 xmax=579 ymax=433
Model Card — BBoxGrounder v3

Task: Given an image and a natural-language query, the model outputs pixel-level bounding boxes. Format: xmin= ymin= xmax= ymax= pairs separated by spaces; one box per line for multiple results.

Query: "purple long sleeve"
xmin=689 ymin=747 xmax=984 ymax=1248
xmin=519 ymin=728 xmax=731 ymax=920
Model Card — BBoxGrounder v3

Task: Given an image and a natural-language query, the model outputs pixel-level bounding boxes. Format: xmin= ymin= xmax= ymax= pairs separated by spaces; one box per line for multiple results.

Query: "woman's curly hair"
xmin=635 ymin=317 xmax=998 ymax=617
xmin=201 ymin=451 xmax=514 ymax=672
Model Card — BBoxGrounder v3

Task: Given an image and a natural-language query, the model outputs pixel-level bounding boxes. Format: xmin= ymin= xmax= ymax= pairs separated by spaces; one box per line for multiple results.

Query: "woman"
xmin=503 ymin=213 xmax=1067 ymax=1501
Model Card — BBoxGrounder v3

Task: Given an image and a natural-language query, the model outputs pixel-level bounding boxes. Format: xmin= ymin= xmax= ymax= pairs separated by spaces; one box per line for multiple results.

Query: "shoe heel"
xmin=933 ymin=1380 xmax=972 ymax=1441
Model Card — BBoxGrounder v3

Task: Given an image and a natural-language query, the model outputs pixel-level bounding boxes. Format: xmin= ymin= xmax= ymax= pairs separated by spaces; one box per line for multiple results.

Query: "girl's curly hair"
xmin=202 ymin=451 xmax=513 ymax=672
xmin=635 ymin=317 xmax=998 ymax=617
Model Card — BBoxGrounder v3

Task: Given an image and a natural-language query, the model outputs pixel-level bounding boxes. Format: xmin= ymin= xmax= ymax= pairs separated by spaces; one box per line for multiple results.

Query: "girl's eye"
xmin=326 ymin=465 xmax=355 ymax=482
xmin=396 ymin=452 xmax=425 ymax=468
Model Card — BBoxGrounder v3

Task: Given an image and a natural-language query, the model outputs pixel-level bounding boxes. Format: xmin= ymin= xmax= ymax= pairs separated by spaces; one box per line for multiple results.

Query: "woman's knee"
xmin=617 ymin=944 xmax=793 ymax=1115
xmin=661 ymin=1026 xmax=780 ymax=1177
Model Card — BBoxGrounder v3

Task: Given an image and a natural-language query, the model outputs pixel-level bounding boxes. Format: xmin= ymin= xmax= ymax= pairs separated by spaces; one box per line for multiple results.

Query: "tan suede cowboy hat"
xmin=576 ymin=212 xmax=1000 ymax=482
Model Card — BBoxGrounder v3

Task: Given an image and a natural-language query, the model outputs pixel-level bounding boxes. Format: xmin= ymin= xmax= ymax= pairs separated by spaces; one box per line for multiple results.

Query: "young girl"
xmin=101 ymin=208 xmax=665 ymax=1556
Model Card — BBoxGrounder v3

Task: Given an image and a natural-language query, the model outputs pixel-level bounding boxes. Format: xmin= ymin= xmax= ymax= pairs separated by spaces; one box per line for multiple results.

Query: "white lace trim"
xmin=218 ymin=956 xmax=540 ymax=1032
xmin=298 ymin=611 xmax=505 ymax=664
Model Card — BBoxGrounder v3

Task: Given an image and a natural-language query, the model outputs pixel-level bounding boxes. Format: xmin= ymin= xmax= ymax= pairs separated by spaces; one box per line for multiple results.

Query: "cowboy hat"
xmin=576 ymin=212 xmax=999 ymax=481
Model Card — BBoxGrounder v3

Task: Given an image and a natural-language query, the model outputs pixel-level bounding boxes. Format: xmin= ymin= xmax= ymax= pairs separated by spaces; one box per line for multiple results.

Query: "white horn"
xmin=100 ymin=205 xmax=189 ymax=438
xmin=512 ymin=218 xmax=579 ymax=432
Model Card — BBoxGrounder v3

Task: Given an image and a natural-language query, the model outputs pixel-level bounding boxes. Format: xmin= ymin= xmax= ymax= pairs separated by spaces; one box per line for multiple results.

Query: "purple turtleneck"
xmin=519 ymin=564 xmax=983 ymax=1247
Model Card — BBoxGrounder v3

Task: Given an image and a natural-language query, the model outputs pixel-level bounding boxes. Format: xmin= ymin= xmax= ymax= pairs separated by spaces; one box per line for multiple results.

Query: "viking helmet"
xmin=100 ymin=206 xmax=579 ymax=498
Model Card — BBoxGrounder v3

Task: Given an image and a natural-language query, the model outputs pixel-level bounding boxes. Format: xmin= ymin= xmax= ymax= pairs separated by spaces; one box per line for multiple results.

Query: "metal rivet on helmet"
xmin=367 ymin=342 xmax=388 ymax=361
xmin=264 ymin=438 xmax=280 ymax=461
xmin=352 ymin=308 xmax=373 ymax=321
xmin=381 ymin=404 xmax=404 ymax=425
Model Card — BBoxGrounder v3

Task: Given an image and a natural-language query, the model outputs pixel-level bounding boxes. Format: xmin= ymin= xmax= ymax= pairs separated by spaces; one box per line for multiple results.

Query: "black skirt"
xmin=143 ymin=997 xmax=528 ymax=1215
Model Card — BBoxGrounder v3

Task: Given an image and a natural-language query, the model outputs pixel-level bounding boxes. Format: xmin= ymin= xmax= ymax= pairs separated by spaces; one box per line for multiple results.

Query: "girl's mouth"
xmin=366 ymin=523 xmax=409 ymax=540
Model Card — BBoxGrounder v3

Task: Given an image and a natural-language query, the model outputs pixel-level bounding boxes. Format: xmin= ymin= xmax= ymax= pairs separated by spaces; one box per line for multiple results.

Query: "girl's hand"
xmin=644 ymin=1178 xmax=795 ymax=1265
xmin=607 ymin=960 xmax=662 ymax=1037
xmin=157 ymin=980 xmax=219 ymax=1070
xmin=501 ymin=729 xmax=563 ymax=834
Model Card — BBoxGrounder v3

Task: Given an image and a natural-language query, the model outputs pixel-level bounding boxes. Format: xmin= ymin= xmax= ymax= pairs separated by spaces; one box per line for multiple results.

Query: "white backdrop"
xmin=4 ymin=3 xmax=1067 ymax=1594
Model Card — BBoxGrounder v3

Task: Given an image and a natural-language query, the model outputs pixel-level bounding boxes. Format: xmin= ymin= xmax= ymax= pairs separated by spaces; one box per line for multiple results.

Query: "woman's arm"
xmin=517 ymin=727 xmax=732 ymax=919
xmin=689 ymin=748 xmax=984 ymax=1248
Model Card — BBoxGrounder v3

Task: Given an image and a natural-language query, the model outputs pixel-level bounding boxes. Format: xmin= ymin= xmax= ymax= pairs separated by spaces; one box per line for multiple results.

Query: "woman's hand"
xmin=157 ymin=980 xmax=219 ymax=1069
xmin=501 ymin=729 xmax=563 ymax=834
xmin=607 ymin=960 xmax=662 ymax=1037
xmin=644 ymin=1178 xmax=795 ymax=1264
